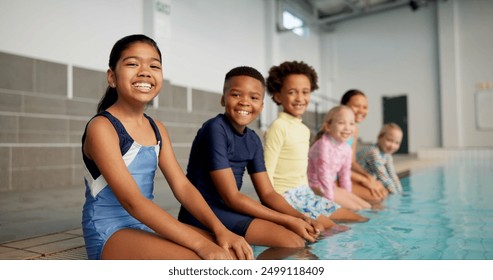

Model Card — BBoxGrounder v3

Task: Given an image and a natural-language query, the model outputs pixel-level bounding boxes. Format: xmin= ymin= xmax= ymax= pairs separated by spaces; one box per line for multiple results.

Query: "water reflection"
xmin=252 ymin=161 xmax=493 ymax=259
xmin=255 ymin=246 xmax=319 ymax=260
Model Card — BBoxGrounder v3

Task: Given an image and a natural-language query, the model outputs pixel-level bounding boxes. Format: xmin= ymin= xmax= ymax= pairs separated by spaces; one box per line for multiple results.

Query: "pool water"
xmin=253 ymin=160 xmax=493 ymax=260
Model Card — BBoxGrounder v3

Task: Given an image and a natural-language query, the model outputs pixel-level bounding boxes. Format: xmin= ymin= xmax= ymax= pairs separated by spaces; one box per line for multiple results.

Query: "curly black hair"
xmin=266 ymin=61 xmax=319 ymax=105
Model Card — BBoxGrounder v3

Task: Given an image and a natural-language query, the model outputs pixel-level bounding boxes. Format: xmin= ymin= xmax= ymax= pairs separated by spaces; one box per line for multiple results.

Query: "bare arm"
xmin=350 ymin=125 xmax=378 ymax=189
xmin=252 ymin=172 xmax=320 ymax=239
xmin=349 ymin=127 xmax=387 ymax=198
xmin=155 ymin=121 xmax=253 ymax=259
xmin=210 ymin=169 xmax=317 ymax=242
xmin=251 ymin=172 xmax=307 ymax=219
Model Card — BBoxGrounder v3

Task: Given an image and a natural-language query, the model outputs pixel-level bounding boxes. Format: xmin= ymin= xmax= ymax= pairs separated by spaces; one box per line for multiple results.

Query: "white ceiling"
xmin=299 ymin=0 xmax=434 ymax=28
xmin=308 ymin=0 xmax=396 ymax=16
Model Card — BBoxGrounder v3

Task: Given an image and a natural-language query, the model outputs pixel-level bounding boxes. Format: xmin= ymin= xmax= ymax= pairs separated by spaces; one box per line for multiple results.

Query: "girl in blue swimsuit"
xmin=81 ymin=34 xmax=252 ymax=260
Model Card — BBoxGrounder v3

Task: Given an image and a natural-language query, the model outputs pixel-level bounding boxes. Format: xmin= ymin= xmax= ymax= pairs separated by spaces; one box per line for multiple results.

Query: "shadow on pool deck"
xmin=0 ymin=154 xmax=439 ymax=260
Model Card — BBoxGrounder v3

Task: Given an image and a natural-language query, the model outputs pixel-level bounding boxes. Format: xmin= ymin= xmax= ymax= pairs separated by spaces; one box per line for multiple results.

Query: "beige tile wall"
xmin=1 ymin=51 xmax=323 ymax=192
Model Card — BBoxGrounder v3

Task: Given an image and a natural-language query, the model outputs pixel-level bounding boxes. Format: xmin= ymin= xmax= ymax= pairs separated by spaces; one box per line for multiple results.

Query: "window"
xmin=282 ymin=10 xmax=307 ymax=36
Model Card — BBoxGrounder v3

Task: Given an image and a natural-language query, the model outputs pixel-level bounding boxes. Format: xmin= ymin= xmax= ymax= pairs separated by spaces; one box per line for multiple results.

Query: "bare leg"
xmin=102 ymin=225 xmax=241 ymax=260
xmin=102 ymin=228 xmax=201 ymax=260
xmin=329 ymin=207 xmax=369 ymax=223
xmin=351 ymin=180 xmax=385 ymax=205
xmin=315 ymin=214 xmax=350 ymax=233
xmin=374 ymin=180 xmax=389 ymax=200
xmin=244 ymin=218 xmax=305 ymax=248
xmin=334 ymin=187 xmax=372 ymax=211
xmin=315 ymin=214 xmax=335 ymax=230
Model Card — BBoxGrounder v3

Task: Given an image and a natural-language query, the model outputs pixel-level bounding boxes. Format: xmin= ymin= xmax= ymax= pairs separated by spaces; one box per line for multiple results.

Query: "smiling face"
xmin=325 ymin=107 xmax=355 ymax=143
xmin=273 ymin=74 xmax=311 ymax=119
xmin=345 ymin=94 xmax=368 ymax=123
xmin=221 ymin=75 xmax=264 ymax=134
xmin=378 ymin=128 xmax=403 ymax=154
xmin=107 ymin=42 xmax=163 ymax=106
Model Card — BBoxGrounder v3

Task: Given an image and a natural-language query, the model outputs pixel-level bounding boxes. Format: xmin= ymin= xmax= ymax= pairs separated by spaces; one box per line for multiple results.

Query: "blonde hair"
xmin=378 ymin=123 xmax=402 ymax=139
xmin=313 ymin=105 xmax=352 ymax=144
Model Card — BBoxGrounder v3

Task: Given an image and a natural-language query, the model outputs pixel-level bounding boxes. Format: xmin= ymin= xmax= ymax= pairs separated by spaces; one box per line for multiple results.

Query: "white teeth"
xmin=237 ymin=110 xmax=250 ymax=116
xmin=133 ymin=82 xmax=152 ymax=89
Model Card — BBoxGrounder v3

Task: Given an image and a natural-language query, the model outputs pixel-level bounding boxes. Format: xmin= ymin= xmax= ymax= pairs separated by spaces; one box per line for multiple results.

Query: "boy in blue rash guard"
xmin=178 ymin=66 xmax=320 ymax=248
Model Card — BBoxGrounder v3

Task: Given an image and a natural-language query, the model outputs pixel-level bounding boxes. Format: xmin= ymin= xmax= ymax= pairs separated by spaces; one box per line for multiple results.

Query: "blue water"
xmin=253 ymin=160 xmax=493 ymax=260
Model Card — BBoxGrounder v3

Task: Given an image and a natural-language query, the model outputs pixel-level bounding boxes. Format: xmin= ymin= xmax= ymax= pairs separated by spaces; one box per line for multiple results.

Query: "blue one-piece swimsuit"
xmin=81 ymin=111 xmax=161 ymax=260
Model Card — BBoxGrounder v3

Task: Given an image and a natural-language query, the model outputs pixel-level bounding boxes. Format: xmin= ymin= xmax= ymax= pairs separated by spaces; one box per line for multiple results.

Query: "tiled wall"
xmin=1 ymin=51 xmax=328 ymax=192
xmin=0 ymin=52 xmax=67 ymax=96
xmin=0 ymin=51 xmax=269 ymax=192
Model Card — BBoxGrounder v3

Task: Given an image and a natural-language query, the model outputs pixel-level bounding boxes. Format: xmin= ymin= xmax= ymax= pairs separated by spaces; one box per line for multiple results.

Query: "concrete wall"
xmin=439 ymin=0 xmax=493 ymax=147
xmin=321 ymin=4 xmax=440 ymax=152
xmin=320 ymin=0 xmax=493 ymax=151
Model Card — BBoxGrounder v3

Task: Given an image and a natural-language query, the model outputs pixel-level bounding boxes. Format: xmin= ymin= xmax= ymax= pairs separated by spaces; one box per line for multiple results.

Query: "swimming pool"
xmin=253 ymin=160 xmax=493 ymax=260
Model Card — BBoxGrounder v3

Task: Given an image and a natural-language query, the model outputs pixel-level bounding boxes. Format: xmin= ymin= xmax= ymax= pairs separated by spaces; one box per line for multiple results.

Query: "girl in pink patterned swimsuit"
xmin=308 ymin=105 xmax=371 ymax=211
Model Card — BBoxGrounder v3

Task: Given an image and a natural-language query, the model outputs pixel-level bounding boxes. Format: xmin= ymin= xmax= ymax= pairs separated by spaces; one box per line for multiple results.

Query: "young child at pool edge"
xmin=177 ymin=66 xmax=321 ymax=252
xmin=263 ymin=61 xmax=368 ymax=228
xmin=357 ymin=123 xmax=403 ymax=194
xmin=308 ymin=105 xmax=372 ymax=211
xmin=340 ymin=89 xmax=388 ymax=205
xmin=81 ymin=34 xmax=252 ymax=260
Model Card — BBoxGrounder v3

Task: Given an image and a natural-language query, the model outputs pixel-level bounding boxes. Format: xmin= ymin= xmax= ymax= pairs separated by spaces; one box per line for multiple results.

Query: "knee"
xmin=354 ymin=205 xmax=368 ymax=211
xmin=351 ymin=205 xmax=363 ymax=211
xmin=282 ymin=234 xmax=305 ymax=248
xmin=371 ymin=197 xmax=384 ymax=204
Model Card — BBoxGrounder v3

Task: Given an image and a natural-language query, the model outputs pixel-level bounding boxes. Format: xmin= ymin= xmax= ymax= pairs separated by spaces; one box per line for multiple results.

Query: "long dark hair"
xmin=340 ymin=89 xmax=365 ymax=105
xmin=97 ymin=34 xmax=162 ymax=113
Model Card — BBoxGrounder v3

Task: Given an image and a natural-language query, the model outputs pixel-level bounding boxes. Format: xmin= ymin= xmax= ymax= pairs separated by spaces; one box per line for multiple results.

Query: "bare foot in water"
xmin=320 ymin=224 xmax=350 ymax=238
xmin=371 ymin=203 xmax=385 ymax=211
xmin=315 ymin=214 xmax=352 ymax=231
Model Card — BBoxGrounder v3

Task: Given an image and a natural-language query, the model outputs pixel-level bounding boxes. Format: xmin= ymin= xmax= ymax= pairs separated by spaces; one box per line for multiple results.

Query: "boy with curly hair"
xmin=264 ymin=61 xmax=368 ymax=228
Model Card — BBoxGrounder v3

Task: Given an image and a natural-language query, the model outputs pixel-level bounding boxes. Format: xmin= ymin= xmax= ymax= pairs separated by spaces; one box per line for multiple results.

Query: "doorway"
xmin=382 ymin=95 xmax=408 ymax=154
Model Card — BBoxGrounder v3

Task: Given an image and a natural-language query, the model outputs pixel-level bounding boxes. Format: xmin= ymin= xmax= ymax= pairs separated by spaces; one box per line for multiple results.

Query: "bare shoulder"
xmin=150 ymin=118 xmax=173 ymax=149
xmin=151 ymin=118 xmax=169 ymax=136
xmin=85 ymin=115 xmax=116 ymax=138
xmin=83 ymin=115 xmax=119 ymax=160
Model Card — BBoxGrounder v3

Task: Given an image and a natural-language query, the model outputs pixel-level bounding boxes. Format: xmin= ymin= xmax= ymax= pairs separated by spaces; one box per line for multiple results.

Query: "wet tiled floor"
xmin=0 ymin=229 xmax=86 ymax=260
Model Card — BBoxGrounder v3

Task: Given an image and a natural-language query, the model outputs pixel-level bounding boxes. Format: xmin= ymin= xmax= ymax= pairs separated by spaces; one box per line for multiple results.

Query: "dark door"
xmin=382 ymin=95 xmax=408 ymax=154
